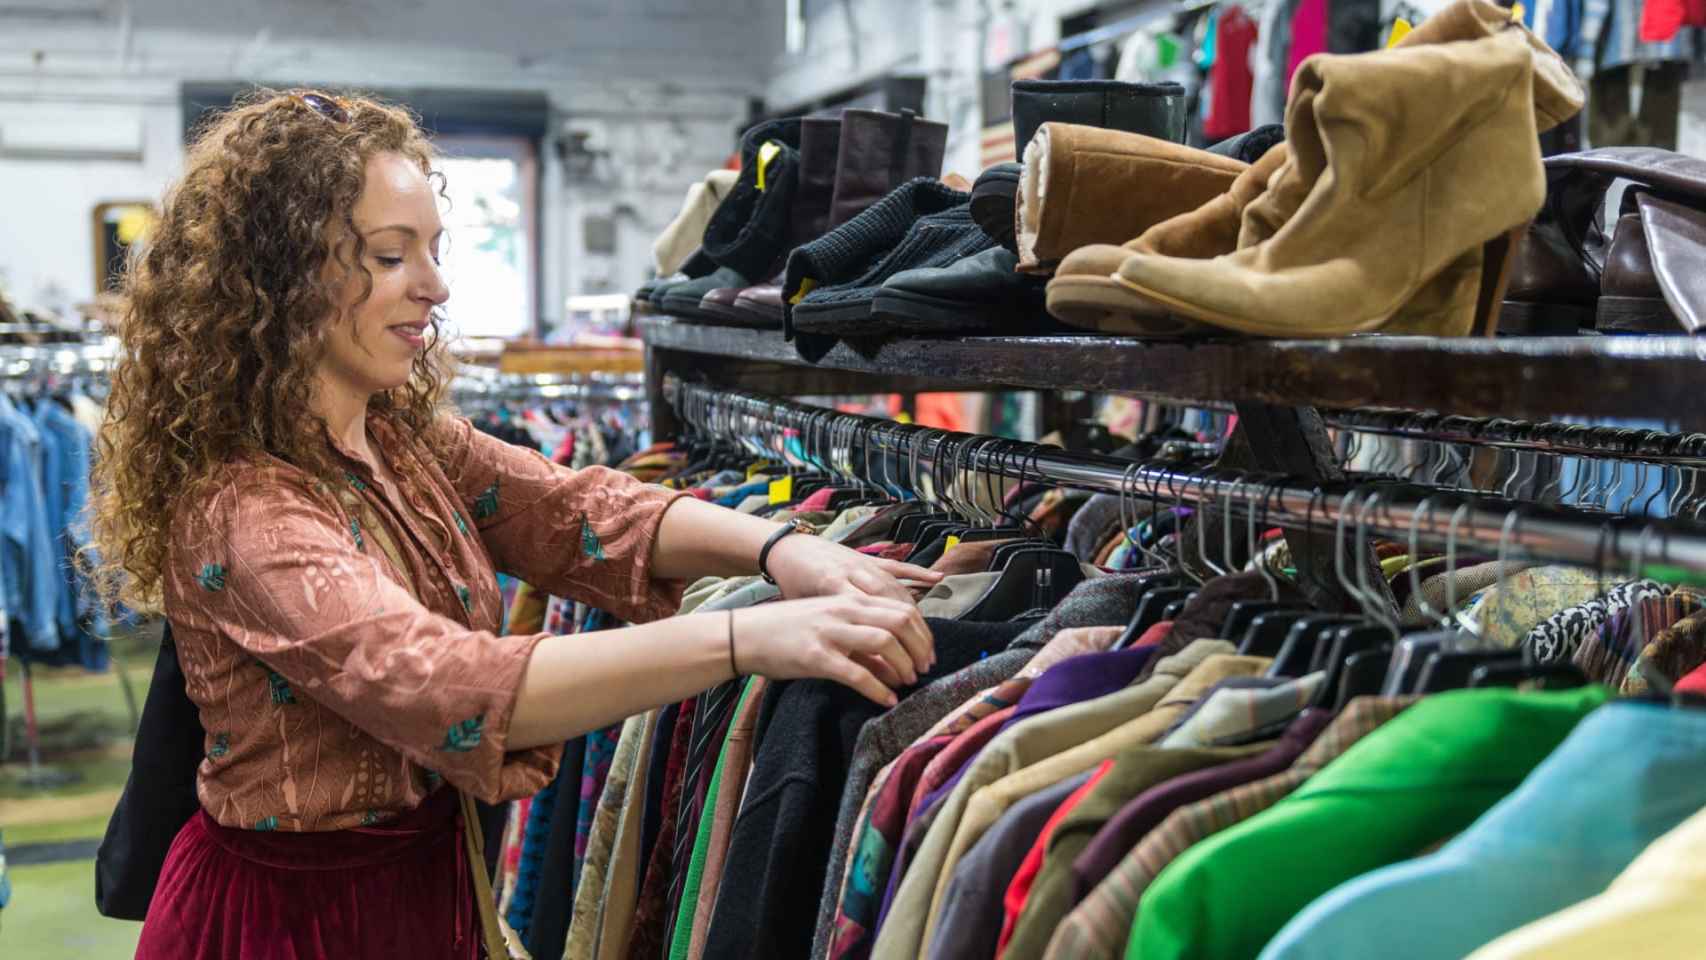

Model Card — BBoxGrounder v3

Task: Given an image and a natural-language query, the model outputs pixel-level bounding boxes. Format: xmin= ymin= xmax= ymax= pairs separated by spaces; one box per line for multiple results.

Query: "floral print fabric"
xmin=163 ymin=414 xmax=684 ymax=832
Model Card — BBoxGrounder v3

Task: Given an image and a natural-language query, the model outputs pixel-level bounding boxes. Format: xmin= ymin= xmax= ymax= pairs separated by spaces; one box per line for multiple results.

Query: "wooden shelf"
xmin=641 ymin=316 xmax=1706 ymax=428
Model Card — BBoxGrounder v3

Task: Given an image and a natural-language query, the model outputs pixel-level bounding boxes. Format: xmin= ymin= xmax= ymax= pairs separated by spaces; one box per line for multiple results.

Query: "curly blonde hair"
xmin=87 ymin=89 xmax=453 ymax=613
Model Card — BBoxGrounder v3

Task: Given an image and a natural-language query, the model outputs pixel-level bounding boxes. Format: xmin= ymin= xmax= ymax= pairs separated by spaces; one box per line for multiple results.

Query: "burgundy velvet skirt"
xmin=135 ymin=788 xmax=484 ymax=960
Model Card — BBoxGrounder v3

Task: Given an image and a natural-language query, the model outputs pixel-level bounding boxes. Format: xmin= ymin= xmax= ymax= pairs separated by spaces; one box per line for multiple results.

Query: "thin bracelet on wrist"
xmin=758 ymin=519 xmax=806 ymax=585
xmin=727 ymin=609 xmax=740 ymax=677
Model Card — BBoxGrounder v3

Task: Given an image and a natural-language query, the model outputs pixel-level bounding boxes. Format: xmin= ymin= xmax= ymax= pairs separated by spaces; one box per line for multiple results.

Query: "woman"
xmin=90 ymin=90 xmax=941 ymax=958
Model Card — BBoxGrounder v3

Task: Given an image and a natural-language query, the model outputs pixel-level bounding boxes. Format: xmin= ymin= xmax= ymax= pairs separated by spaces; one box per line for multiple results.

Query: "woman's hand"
xmin=765 ymin=531 xmax=942 ymax=605
xmin=731 ymin=596 xmax=936 ymax=706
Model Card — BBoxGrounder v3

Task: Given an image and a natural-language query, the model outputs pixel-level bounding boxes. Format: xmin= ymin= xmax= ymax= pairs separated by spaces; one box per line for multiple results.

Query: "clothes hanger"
xmin=1238 ymin=486 xmax=1330 ymax=656
xmin=1117 ymin=463 xmax=1215 ymax=646
xmin=1410 ymin=505 xmax=1534 ymax=693
xmin=1383 ymin=500 xmax=1473 ymax=694
xmin=1267 ymin=488 xmax=1372 ymax=678
xmin=956 ymin=438 xmax=1028 ymax=543
xmin=1222 ymin=473 xmax=1306 ymax=641
xmin=1311 ymin=489 xmax=1403 ymax=706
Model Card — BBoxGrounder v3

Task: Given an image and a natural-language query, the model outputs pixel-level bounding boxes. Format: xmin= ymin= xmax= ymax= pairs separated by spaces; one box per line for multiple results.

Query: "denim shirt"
xmin=0 ymin=395 xmax=57 ymax=653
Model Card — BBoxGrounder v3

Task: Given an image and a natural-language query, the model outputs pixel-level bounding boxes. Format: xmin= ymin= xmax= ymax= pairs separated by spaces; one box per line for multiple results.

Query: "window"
xmin=435 ymin=135 xmax=539 ymax=339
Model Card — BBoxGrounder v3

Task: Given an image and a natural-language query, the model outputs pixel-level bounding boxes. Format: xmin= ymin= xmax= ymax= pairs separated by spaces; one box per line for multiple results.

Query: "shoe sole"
xmin=870 ymin=289 xmax=1028 ymax=333
xmin=792 ymin=299 xmax=894 ymax=336
xmin=1045 ymin=276 xmax=1214 ymax=337
xmin=694 ymin=299 xmax=784 ymax=329
xmin=1496 ymin=300 xmax=1592 ymax=335
xmin=661 ymin=293 xmax=730 ymax=322
xmin=1596 ymin=295 xmax=1678 ymax=334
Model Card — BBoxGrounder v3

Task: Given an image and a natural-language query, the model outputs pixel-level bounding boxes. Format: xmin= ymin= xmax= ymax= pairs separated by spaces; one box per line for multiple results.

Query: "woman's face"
xmin=318 ymin=151 xmax=449 ymax=398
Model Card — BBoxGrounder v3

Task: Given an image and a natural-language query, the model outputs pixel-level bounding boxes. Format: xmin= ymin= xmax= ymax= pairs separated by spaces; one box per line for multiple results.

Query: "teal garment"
xmin=1258 ymin=699 xmax=1706 ymax=960
xmin=1127 ymin=685 xmax=1611 ymax=960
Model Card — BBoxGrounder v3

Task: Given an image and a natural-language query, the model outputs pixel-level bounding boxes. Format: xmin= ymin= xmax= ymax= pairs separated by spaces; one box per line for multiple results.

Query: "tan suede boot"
xmin=1113 ymin=29 xmax=1548 ymax=338
xmin=1045 ymin=145 xmax=1280 ymax=333
xmin=1014 ymin=123 xmax=1245 ymax=273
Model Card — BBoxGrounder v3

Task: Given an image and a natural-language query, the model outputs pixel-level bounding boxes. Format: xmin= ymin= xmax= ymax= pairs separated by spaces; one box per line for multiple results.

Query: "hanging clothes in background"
xmin=1205 ymin=5 xmax=1259 ymax=142
xmin=0 ymin=385 xmax=107 ymax=673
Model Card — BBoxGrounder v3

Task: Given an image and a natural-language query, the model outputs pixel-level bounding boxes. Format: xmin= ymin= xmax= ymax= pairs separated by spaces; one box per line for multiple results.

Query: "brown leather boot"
xmin=826 ymin=109 xmax=948 ymax=229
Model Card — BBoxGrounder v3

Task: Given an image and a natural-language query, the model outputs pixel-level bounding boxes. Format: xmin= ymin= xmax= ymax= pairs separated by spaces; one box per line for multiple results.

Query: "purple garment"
xmin=873 ymin=645 xmax=1156 ymax=939
xmin=914 ymin=645 xmax=1157 ymax=817
xmin=1069 ymin=708 xmax=1334 ymax=898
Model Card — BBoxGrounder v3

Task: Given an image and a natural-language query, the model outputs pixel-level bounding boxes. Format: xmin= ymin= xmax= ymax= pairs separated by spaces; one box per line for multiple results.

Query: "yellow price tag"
xmin=895 ymin=411 xmax=913 ymax=424
xmin=756 ymin=141 xmax=781 ymax=192
xmin=746 ymin=460 xmax=774 ymax=480
xmin=1386 ymin=18 xmax=1412 ymax=47
xmin=789 ymin=277 xmax=817 ymax=305
xmin=768 ymin=475 xmax=794 ymax=505
xmin=1511 ymin=2 xmax=1524 ymax=20
xmin=945 ymin=535 xmax=962 ymax=552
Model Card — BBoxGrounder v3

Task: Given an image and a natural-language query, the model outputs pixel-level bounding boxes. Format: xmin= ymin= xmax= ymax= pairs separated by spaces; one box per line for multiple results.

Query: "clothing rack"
xmin=664 ymin=377 xmax=1706 ymax=580
xmin=451 ymin=368 xmax=646 ymax=405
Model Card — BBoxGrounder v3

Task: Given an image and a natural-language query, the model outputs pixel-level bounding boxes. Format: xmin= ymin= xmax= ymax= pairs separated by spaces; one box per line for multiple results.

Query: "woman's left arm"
xmin=649 ymin=495 xmax=940 ymax=605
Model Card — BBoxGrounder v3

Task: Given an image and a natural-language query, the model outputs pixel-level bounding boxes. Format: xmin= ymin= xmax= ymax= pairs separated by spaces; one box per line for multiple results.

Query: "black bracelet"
xmin=727 ymin=609 xmax=740 ymax=677
xmin=758 ymin=519 xmax=805 ymax=585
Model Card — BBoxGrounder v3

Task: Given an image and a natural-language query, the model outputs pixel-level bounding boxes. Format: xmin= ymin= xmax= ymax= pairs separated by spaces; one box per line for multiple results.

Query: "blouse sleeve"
xmin=433 ymin=416 xmax=688 ymax=624
xmin=167 ymin=472 xmax=554 ymax=803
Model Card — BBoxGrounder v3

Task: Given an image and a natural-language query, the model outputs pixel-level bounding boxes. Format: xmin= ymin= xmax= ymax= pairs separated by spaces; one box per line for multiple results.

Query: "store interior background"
xmin=1 ymin=0 xmax=1702 ymax=955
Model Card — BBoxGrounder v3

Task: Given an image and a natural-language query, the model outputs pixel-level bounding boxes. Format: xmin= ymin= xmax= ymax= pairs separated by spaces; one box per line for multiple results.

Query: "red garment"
xmin=1641 ymin=0 xmax=1706 ymax=42
xmin=857 ymin=541 xmax=895 ymax=556
xmin=1286 ymin=0 xmax=1328 ymax=86
xmin=910 ymin=706 xmax=1018 ymax=820
xmin=1206 ymin=5 xmax=1259 ymax=142
xmin=1139 ymin=619 xmax=1176 ymax=651
xmin=994 ymin=759 xmax=1115 ymax=958
xmin=137 ymin=788 xmax=481 ymax=959
xmin=1676 ymin=660 xmax=1706 ymax=696
xmin=798 ymin=486 xmax=837 ymax=513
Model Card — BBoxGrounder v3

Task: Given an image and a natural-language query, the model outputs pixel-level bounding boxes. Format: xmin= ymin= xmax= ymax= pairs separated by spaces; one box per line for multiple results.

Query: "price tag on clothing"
xmin=769 ymin=475 xmax=794 ymax=505
xmin=945 ymin=535 xmax=962 ymax=552
xmin=757 ymin=141 xmax=781 ymax=191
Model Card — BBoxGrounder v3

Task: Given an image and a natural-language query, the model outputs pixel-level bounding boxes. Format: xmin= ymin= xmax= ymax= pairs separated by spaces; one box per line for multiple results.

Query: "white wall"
xmin=0 ymin=17 xmax=770 ymax=331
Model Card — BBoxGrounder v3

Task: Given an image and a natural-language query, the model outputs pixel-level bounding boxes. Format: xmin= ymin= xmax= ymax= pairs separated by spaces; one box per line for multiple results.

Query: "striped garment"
xmin=1042 ymin=696 xmax=1419 ymax=960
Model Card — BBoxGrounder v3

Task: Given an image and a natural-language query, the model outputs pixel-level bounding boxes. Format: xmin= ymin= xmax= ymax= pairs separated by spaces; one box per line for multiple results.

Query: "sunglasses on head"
xmin=295 ymin=92 xmax=351 ymax=124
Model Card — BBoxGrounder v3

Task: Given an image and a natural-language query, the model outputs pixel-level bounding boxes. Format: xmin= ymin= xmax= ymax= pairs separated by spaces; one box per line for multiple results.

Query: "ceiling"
xmin=0 ymin=0 xmax=785 ymax=85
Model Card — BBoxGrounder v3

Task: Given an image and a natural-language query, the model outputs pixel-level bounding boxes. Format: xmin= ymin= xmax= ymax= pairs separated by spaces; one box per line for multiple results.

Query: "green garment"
xmin=1126 ymin=685 xmax=1611 ymax=960
xmin=1002 ymin=742 xmax=1272 ymax=960
xmin=666 ymin=679 xmax=758 ymax=960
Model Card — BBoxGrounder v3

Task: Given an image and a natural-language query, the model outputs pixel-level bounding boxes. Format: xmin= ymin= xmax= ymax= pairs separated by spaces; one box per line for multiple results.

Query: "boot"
xmin=698 ymin=117 xmax=803 ymax=283
xmin=1112 ymin=30 xmax=1550 ymax=338
xmin=1014 ymin=123 xmax=1245 ymax=273
xmin=1045 ymin=145 xmax=1280 ymax=334
xmin=697 ymin=116 xmax=843 ymax=328
xmin=826 ymin=109 xmax=948 ymax=229
xmin=974 ymin=80 xmax=1188 ymax=251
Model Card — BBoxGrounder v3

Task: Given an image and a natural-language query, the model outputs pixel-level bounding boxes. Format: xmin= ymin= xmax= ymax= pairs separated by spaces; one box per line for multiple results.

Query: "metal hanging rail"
xmin=1318 ymin=409 xmax=1706 ymax=467
xmin=452 ymin=367 xmax=646 ymax=404
xmin=664 ymin=377 xmax=1706 ymax=575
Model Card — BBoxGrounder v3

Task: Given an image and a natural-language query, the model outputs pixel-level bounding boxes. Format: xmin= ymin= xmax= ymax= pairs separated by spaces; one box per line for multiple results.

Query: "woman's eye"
xmin=375 ymin=255 xmax=404 ymax=268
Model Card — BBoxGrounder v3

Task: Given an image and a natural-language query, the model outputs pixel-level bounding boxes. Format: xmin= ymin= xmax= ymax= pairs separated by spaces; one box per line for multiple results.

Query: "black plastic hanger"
xmin=960 ymin=548 xmax=1084 ymax=622
xmin=1467 ymin=659 xmax=1589 ymax=690
xmin=1311 ymin=624 xmax=1397 ymax=709
xmin=1161 ymin=595 xmax=1197 ymax=620
xmin=1411 ymin=649 xmax=1524 ymax=693
xmin=1267 ymin=615 xmax=1361 ymax=678
xmin=1332 ymin=644 xmax=1395 ymax=712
